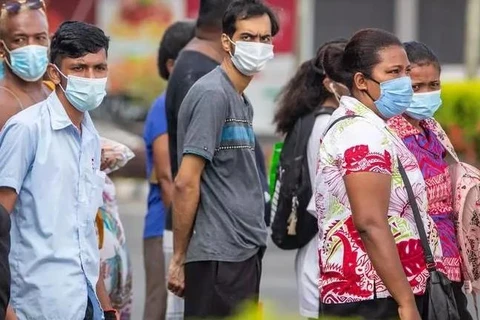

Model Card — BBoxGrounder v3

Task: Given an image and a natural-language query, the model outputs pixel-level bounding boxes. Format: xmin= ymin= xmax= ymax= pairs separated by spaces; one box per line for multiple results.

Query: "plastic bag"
xmin=100 ymin=137 xmax=135 ymax=174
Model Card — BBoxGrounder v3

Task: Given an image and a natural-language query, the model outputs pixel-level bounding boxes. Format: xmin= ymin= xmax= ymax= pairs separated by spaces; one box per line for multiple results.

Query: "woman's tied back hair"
xmin=323 ymin=28 xmax=403 ymax=90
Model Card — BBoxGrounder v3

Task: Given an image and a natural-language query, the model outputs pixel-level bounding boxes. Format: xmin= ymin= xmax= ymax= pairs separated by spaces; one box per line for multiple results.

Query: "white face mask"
xmin=228 ymin=38 xmax=274 ymax=76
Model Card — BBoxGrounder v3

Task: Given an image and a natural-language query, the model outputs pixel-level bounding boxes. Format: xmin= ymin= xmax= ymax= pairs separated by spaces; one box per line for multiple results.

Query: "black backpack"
xmin=270 ymin=106 xmax=335 ymax=250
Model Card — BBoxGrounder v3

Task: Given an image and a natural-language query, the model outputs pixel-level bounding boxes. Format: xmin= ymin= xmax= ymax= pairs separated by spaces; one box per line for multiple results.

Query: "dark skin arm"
xmin=152 ymin=134 xmax=173 ymax=208
xmin=344 ymin=172 xmax=420 ymax=320
xmin=167 ymin=154 xmax=205 ymax=297
xmin=96 ymin=269 xmax=114 ymax=311
xmin=0 ymin=189 xmax=16 ymax=319
xmin=0 ymin=188 xmax=17 ymax=214
xmin=0 ymin=92 xmax=22 ymax=129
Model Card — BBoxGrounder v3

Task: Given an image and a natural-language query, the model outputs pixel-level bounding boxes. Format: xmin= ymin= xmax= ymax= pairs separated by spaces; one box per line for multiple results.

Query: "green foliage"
xmin=198 ymin=301 xmax=361 ymax=320
xmin=437 ymin=80 xmax=480 ymax=139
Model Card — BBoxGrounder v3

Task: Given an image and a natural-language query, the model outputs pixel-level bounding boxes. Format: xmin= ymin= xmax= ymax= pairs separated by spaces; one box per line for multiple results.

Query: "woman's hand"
xmin=398 ymin=302 xmax=421 ymax=320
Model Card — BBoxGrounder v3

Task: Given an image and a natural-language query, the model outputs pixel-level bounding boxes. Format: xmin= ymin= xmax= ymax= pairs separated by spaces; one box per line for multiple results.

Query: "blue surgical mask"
xmin=0 ymin=60 xmax=4 ymax=80
xmin=55 ymin=65 xmax=107 ymax=112
xmin=367 ymin=76 xmax=414 ymax=119
xmin=405 ymin=90 xmax=442 ymax=120
xmin=3 ymin=43 xmax=48 ymax=82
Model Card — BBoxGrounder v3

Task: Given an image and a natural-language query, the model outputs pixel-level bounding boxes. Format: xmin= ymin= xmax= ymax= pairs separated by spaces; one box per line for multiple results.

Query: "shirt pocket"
xmin=86 ymin=170 xmax=106 ymax=222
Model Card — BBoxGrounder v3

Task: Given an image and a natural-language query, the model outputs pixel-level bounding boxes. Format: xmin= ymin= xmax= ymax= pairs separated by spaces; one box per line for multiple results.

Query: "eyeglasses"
xmin=2 ymin=0 xmax=46 ymax=14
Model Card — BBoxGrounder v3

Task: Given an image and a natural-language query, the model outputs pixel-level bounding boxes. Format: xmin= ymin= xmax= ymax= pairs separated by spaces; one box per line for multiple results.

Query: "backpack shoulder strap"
xmin=314 ymin=106 xmax=335 ymax=117
xmin=324 ymin=114 xmax=360 ymax=135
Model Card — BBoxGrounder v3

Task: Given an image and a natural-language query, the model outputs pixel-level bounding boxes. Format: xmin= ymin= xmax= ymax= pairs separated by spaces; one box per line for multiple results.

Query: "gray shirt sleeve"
xmin=182 ymin=90 xmax=227 ymax=162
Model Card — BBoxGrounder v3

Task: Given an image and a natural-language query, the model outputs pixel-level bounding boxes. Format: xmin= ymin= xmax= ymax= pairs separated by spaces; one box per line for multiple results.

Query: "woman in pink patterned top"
xmin=388 ymin=41 xmax=472 ymax=320
xmin=315 ymin=29 xmax=444 ymax=320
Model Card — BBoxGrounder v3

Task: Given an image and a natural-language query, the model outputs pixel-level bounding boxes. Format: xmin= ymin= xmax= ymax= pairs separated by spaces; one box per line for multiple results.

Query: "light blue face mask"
xmin=3 ymin=43 xmax=48 ymax=81
xmin=366 ymin=76 xmax=414 ymax=119
xmin=405 ymin=90 xmax=442 ymax=120
xmin=0 ymin=60 xmax=4 ymax=80
xmin=54 ymin=65 xmax=108 ymax=112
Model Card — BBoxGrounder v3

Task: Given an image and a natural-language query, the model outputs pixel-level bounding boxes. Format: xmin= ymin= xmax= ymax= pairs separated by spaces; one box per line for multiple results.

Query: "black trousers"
xmin=184 ymin=252 xmax=262 ymax=319
xmin=319 ymin=281 xmax=472 ymax=320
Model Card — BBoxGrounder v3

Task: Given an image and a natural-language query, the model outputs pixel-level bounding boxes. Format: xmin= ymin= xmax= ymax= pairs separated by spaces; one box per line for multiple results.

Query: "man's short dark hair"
xmin=197 ymin=0 xmax=234 ymax=30
xmin=50 ymin=21 xmax=110 ymax=65
xmin=222 ymin=0 xmax=280 ymax=38
xmin=157 ymin=21 xmax=195 ymax=80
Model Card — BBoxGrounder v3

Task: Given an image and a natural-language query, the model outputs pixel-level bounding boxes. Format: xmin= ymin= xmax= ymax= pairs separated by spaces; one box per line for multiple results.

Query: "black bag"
xmin=398 ymin=158 xmax=460 ymax=320
xmin=270 ymin=107 xmax=334 ymax=250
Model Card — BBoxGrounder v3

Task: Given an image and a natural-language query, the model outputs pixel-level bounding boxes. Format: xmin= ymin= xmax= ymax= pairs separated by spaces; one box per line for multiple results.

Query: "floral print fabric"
xmin=388 ymin=116 xmax=462 ymax=282
xmin=315 ymin=96 xmax=445 ymax=304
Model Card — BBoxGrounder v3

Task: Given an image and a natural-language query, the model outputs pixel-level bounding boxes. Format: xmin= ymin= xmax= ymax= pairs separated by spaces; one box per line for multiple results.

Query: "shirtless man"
xmin=0 ymin=0 xmax=50 ymax=128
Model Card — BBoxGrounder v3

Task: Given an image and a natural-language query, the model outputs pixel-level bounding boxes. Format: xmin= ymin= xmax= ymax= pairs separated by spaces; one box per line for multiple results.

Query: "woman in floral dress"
xmin=388 ymin=41 xmax=472 ymax=320
xmin=315 ymin=28 xmax=444 ymax=319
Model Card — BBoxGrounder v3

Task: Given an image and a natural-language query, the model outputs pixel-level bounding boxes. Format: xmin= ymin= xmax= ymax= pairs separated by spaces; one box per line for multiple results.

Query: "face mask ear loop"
xmin=226 ymin=36 xmax=236 ymax=58
xmin=329 ymin=82 xmax=341 ymax=103
xmin=362 ymin=74 xmax=381 ymax=103
xmin=1 ymin=40 xmax=13 ymax=70
xmin=52 ymin=64 xmax=68 ymax=93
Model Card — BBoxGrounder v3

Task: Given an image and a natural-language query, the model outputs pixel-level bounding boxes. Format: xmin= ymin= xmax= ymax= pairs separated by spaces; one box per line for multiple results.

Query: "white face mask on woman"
xmin=228 ymin=37 xmax=274 ymax=76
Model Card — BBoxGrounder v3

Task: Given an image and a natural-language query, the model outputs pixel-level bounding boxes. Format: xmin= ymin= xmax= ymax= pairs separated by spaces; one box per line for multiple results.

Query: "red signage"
xmin=185 ymin=0 xmax=296 ymax=54
xmin=46 ymin=0 xmax=96 ymax=34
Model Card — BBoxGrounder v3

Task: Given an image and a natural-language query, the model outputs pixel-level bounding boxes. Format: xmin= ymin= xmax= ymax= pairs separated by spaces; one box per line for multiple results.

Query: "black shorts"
xmin=184 ymin=252 xmax=262 ymax=319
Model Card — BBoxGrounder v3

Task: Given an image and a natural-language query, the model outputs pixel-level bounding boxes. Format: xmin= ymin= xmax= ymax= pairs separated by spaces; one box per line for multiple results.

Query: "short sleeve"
xmin=0 ymin=120 xmax=37 ymax=193
xmin=307 ymin=114 xmax=332 ymax=187
xmin=326 ymin=119 xmax=394 ymax=176
xmin=181 ymin=90 xmax=227 ymax=161
xmin=144 ymin=95 xmax=168 ymax=145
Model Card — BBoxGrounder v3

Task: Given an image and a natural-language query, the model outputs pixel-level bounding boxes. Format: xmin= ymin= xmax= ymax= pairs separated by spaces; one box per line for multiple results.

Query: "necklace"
xmin=8 ymin=85 xmax=49 ymax=109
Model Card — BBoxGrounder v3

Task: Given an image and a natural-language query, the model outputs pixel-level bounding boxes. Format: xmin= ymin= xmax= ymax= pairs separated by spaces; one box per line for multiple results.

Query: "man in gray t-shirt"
xmin=167 ymin=0 xmax=280 ymax=318
xmin=178 ymin=66 xmax=267 ymax=264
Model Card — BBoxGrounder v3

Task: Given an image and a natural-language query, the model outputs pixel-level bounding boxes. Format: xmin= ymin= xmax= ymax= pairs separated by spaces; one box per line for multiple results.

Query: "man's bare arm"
xmin=167 ymin=154 xmax=205 ymax=297
xmin=171 ymin=154 xmax=206 ymax=263
xmin=0 ymin=92 xmax=23 ymax=130
xmin=0 ymin=188 xmax=17 ymax=214
xmin=0 ymin=188 xmax=17 ymax=318
xmin=152 ymin=134 xmax=174 ymax=208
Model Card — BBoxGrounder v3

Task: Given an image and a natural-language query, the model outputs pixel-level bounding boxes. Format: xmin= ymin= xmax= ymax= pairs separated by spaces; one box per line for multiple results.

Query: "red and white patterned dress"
xmin=315 ymin=96 xmax=445 ymax=304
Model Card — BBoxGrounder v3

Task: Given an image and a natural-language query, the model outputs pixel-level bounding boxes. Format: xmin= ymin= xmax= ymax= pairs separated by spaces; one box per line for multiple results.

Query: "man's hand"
xmin=398 ymin=302 xmax=421 ymax=320
xmin=167 ymin=257 xmax=185 ymax=298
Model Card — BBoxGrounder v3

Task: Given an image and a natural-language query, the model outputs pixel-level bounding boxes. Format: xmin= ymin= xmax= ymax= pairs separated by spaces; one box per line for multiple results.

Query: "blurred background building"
xmin=46 ymin=0 xmax=475 ymax=137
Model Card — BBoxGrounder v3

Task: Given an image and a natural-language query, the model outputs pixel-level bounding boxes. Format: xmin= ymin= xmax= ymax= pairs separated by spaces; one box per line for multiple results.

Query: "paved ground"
xmin=116 ymin=181 xmax=479 ymax=319
xmin=118 ymin=196 xmax=301 ymax=320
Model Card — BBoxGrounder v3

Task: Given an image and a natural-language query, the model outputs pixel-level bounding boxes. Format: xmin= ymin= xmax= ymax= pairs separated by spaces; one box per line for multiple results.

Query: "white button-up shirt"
xmin=0 ymin=92 xmax=105 ymax=319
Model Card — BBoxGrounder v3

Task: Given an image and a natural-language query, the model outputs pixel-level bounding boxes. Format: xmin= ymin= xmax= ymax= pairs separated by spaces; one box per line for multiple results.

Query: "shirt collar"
xmin=47 ymin=91 xmax=96 ymax=134
xmin=387 ymin=115 xmax=422 ymax=139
